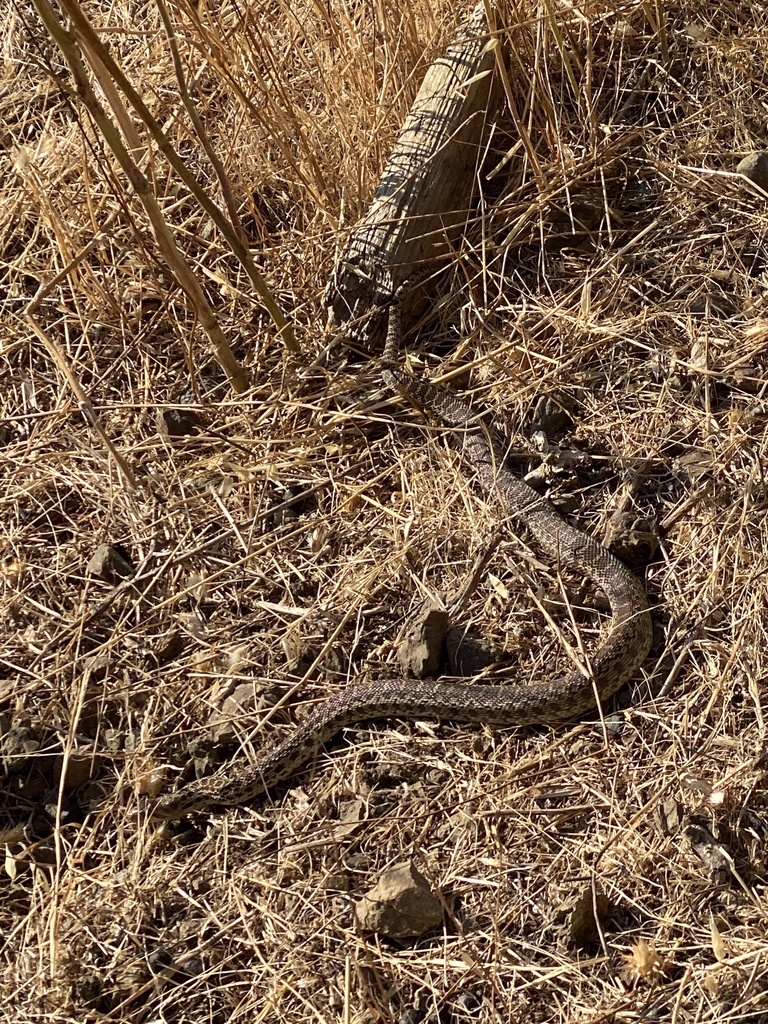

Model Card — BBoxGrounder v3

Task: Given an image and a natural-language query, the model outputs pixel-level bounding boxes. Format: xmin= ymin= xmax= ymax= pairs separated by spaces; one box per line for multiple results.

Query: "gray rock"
xmin=397 ymin=601 xmax=449 ymax=677
xmin=156 ymin=407 xmax=203 ymax=437
xmin=604 ymin=512 xmax=659 ymax=566
xmin=86 ymin=544 xmax=134 ymax=584
xmin=568 ymin=887 xmax=610 ymax=950
xmin=685 ymin=823 xmax=731 ymax=884
xmin=207 ymin=682 xmax=261 ymax=745
xmin=355 ymin=861 xmax=443 ymax=938
xmin=531 ymin=391 xmax=575 ymax=437
xmin=53 ymin=752 xmax=98 ymax=791
xmin=1 ymin=714 xmax=41 ymax=774
xmin=737 ymin=152 xmax=768 ymax=192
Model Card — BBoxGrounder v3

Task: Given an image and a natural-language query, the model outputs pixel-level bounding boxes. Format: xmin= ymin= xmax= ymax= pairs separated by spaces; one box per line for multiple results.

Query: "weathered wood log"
xmin=325 ymin=2 xmax=500 ymax=344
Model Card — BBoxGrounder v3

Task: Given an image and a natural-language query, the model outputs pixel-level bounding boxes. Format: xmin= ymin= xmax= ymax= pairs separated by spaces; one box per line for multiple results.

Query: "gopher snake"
xmin=144 ymin=300 xmax=652 ymax=820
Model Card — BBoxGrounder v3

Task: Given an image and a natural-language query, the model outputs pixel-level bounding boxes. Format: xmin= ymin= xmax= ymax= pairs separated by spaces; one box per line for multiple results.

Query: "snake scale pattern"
xmin=145 ymin=300 xmax=652 ymax=819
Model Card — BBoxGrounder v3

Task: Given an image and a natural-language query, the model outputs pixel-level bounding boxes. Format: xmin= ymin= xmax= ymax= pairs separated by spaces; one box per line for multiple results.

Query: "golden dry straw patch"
xmin=2 ymin=0 xmax=768 ymax=1021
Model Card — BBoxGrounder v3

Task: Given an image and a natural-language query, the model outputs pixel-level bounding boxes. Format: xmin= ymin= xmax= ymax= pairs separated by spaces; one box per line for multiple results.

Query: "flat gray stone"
xmin=737 ymin=152 xmax=768 ymax=192
xmin=355 ymin=861 xmax=443 ymax=938
xmin=86 ymin=544 xmax=134 ymax=584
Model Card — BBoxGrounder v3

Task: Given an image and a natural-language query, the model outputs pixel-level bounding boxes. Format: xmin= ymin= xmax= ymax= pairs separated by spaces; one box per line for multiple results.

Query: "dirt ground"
xmin=3 ymin=0 xmax=768 ymax=1020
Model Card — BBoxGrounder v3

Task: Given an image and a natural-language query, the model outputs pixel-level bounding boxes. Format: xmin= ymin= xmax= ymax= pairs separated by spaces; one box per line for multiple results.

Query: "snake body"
xmin=146 ymin=306 xmax=651 ymax=820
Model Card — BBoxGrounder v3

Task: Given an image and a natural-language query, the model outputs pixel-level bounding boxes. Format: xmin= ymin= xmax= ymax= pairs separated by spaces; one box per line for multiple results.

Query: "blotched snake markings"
xmin=144 ymin=299 xmax=652 ymax=820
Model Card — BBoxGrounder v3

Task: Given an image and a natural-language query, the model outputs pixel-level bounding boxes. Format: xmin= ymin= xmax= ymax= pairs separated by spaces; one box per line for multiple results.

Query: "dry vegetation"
xmin=3 ymin=0 xmax=768 ymax=1020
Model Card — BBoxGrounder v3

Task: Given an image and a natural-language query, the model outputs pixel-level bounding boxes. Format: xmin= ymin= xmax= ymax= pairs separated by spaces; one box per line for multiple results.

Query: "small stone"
xmin=53 ymin=752 xmax=97 ymax=791
xmin=674 ymin=448 xmax=714 ymax=483
xmin=339 ymin=797 xmax=365 ymax=824
xmin=736 ymin=152 xmax=768 ymax=192
xmin=603 ymin=712 xmax=625 ymax=737
xmin=685 ymin=823 xmax=731 ymax=883
xmin=604 ymin=513 xmax=659 ymax=566
xmin=397 ymin=601 xmax=450 ymax=677
xmin=524 ymin=464 xmax=549 ymax=489
xmin=568 ymin=888 xmax=610 ymax=949
xmin=207 ymin=683 xmax=262 ymax=745
xmin=156 ymin=407 xmax=203 ymax=437
xmin=333 ymin=798 xmax=366 ymax=839
xmin=355 ymin=861 xmax=443 ymax=938
xmin=86 ymin=544 xmax=134 ymax=584
xmin=0 ymin=715 xmax=41 ymax=774
xmin=618 ymin=177 xmax=657 ymax=212
xmin=321 ymin=872 xmax=351 ymax=892
xmin=530 ymin=391 xmax=575 ymax=437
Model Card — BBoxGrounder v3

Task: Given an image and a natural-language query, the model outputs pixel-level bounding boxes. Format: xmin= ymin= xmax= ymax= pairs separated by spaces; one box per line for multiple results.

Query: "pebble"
xmin=736 ymin=152 xmax=768 ymax=192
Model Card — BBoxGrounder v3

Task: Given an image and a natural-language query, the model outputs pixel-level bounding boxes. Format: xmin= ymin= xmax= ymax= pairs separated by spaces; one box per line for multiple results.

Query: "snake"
xmin=142 ymin=299 xmax=652 ymax=820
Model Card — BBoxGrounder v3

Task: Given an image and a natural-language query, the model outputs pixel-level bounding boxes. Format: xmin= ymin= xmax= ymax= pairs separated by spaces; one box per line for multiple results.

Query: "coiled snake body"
xmin=145 ymin=303 xmax=652 ymax=820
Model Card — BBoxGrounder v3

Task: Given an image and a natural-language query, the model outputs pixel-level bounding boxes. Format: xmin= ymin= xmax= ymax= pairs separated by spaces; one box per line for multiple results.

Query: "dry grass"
xmin=3 ymin=0 xmax=768 ymax=1020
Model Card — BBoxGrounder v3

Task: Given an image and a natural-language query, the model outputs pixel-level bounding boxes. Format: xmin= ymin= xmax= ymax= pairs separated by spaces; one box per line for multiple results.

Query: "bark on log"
xmin=324 ymin=2 xmax=500 ymax=345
